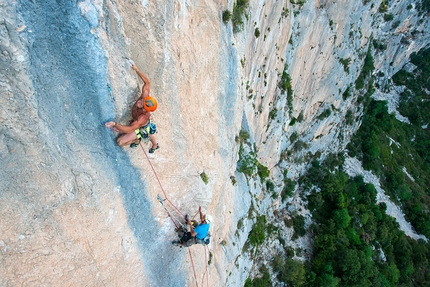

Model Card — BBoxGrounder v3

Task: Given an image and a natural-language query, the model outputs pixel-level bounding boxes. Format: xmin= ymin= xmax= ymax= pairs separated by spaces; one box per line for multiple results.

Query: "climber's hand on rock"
xmin=105 ymin=121 xmax=116 ymax=128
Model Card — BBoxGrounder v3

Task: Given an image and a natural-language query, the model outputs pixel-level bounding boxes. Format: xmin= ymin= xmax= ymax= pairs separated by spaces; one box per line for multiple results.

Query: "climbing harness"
xmin=135 ymin=120 xmax=156 ymax=143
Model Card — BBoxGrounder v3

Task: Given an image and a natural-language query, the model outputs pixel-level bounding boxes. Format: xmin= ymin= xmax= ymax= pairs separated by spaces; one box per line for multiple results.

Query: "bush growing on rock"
xmin=222 ymin=10 xmax=232 ymax=23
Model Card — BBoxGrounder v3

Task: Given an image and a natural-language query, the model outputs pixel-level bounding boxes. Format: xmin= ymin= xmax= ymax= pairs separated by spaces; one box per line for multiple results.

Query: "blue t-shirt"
xmin=194 ymin=223 xmax=209 ymax=239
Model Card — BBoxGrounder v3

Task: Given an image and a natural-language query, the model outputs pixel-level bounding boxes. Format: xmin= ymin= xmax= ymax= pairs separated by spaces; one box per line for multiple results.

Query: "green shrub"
xmin=384 ymin=13 xmax=394 ymax=21
xmin=317 ymin=109 xmax=332 ymax=120
xmin=290 ymin=131 xmax=299 ymax=143
xmin=232 ymin=0 xmax=249 ymax=33
xmin=342 ymin=86 xmax=351 ymax=100
xmin=355 ymin=46 xmax=374 ymax=90
xmin=222 ymin=10 xmax=232 ymax=24
xmin=345 ymin=110 xmax=354 ymax=125
xmin=266 ymin=180 xmax=275 ymax=192
xmin=244 ymin=265 xmax=272 ymax=287
xmin=254 ymin=27 xmax=260 ymax=38
xmin=281 ymin=178 xmax=295 ymax=202
xmin=297 ymin=111 xmax=304 ymax=122
xmin=236 ymin=129 xmax=250 ymax=143
xmin=417 ymin=0 xmax=430 ymax=14
xmin=289 ymin=117 xmax=297 ymax=126
xmin=248 ymin=215 xmax=267 ymax=246
xmin=269 ymin=107 xmax=277 ymax=120
xmin=339 ymin=58 xmax=351 ymax=73
xmin=379 ymin=1 xmax=388 ymax=12
xmin=273 ymin=256 xmax=306 ymax=286
xmin=293 ymin=140 xmax=308 ymax=151
xmin=373 ymin=39 xmax=387 ymax=51
xmin=291 ymin=212 xmax=306 ymax=238
xmin=238 ymin=150 xmax=258 ymax=177
xmin=200 ymin=172 xmax=209 ymax=184
xmin=257 ymin=163 xmax=270 ymax=182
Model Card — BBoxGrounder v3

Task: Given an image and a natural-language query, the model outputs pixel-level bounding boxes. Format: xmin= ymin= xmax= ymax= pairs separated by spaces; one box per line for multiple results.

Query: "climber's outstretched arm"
xmin=132 ymin=64 xmax=150 ymax=98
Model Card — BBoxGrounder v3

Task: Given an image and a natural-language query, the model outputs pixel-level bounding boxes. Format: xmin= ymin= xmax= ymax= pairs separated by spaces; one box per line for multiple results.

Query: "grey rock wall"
xmin=1 ymin=0 xmax=429 ymax=286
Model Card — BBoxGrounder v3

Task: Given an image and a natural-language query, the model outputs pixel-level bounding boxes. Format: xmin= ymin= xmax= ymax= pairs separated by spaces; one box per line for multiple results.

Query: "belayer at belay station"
xmin=172 ymin=206 xmax=212 ymax=248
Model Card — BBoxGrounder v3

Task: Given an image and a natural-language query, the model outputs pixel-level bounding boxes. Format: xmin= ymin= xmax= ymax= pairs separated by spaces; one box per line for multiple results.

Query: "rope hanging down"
xmin=139 ymin=142 xmax=209 ymax=287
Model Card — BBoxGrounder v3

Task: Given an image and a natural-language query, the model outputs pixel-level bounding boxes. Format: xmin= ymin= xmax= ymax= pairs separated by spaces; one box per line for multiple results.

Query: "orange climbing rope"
xmin=139 ymin=143 xmax=184 ymax=218
xmin=139 ymin=143 xmax=209 ymax=287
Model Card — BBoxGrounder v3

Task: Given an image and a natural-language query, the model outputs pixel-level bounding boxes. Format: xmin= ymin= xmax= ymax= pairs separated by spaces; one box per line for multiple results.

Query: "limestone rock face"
xmin=0 ymin=0 xmax=428 ymax=286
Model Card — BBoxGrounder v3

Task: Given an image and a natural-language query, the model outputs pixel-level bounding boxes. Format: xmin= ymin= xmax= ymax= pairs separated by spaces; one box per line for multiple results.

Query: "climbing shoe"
xmin=172 ymin=241 xmax=182 ymax=248
xmin=185 ymin=214 xmax=190 ymax=222
xmin=130 ymin=143 xmax=138 ymax=148
xmin=149 ymin=144 xmax=159 ymax=153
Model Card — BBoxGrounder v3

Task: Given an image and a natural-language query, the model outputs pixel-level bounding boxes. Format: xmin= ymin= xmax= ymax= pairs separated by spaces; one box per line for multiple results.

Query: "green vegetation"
xmin=373 ymin=39 xmax=387 ymax=51
xmin=345 ymin=110 xmax=354 ymax=125
xmin=393 ymin=48 xmax=430 ymax=130
xmin=293 ymin=140 xmax=308 ymax=152
xmin=281 ymin=177 xmax=295 ymax=202
xmin=348 ymin=47 xmax=430 ymax=238
xmin=200 ymin=172 xmax=209 ymax=184
xmin=272 ymin=254 xmax=306 ymax=286
xmin=379 ymin=0 xmax=388 ymax=12
xmin=245 ymin=44 xmax=430 ymax=287
xmin=279 ymin=64 xmax=293 ymax=93
xmin=222 ymin=10 xmax=232 ymax=24
xmin=237 ymin=147 xmax=258 ymax=177
xmin=384 ymin=13 xmax=394 ymax=21
xmin=266 ymin=180 xmax=275 ymax=193
xmin=270 ymin=46 xmax=430 ymax=287
xmin=339 ymin=58 xmax=351 ymax=73
xmin=254 ymin=27 xmax=260 ymax=38
xmin=269 ymin=107 xmax=277 ymax=120
xmin=237 ymin=217 xmax=244 ymax=230
xmin=342 ymin=86 xmax=351 ymax=100
xmin=279 ymin=64 xmax=294 ymax=115
xmin=289 ymin=117 xmax=297 ymax=126
xmin=248 ymin=215 xmax=267 ymax=246
xmin=237 ymin=129 xmax=270 ymax=182
xmin=244 ymin=265 xmax=272 ymax=287
xmin=232 ymin=0 xmax=249 ymax=33
xmin=355 ymin=46 xmax=374 ymax=90
xmin=257 ymin=164 xmax=270 ymax=182
xmin=285 ymin=211 xmax=306 ymax=240
xmin=290 ymin=131 xmax=299 ymax=143
xmin=301 ymin=156 xmax=430 ymax=286
xmin=417 ymin=0 xmax=430 ymax=14
xmin=290 ymin=0 xmax=306 ymax=6
xmin=236 ymin=129 xmax=250 ymax=143
xmin=317 ymin=108 xmax=331 ymax=120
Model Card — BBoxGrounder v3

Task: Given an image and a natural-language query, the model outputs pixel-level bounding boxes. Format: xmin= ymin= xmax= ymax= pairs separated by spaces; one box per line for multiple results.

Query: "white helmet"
xmin=205 ymin=214 xmax=213 ymax=224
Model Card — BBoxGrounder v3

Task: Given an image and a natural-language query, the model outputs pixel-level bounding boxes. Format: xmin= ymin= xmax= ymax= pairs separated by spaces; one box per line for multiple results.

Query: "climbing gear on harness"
xmin=135 ymin=120 xmax=156 ymax=146
xmin=196 ymin=233 xmax=211 ymax=245
xmin=143 ymin=96 xmax=157 ymax=112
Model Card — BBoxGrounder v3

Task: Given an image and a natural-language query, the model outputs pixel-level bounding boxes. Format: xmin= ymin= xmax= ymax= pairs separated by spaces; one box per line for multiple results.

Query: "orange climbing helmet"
xmin=143 ymin=96 xmax=157 ymax=112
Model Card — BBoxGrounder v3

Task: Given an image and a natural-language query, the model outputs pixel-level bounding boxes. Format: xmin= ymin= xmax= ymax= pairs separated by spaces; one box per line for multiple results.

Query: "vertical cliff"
xmin=1 ymin=0 xmax=429 ymax=286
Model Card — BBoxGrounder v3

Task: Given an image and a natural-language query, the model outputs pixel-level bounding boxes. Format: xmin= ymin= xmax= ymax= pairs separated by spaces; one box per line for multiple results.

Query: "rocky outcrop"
xmin=1 ymin=0 xmax=428 ymax=286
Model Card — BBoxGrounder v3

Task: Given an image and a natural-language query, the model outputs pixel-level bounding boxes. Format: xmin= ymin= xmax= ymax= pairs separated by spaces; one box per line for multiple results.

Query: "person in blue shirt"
xmin=173 ymin=206 xmax=212 ymax=248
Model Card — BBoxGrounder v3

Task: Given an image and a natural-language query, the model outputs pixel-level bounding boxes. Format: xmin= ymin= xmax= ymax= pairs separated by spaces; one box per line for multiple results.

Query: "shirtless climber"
xmin=105 ymin=63 xmax=160 ymax=153
xmin=173 ymin=207 xmax=212 ymax=247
